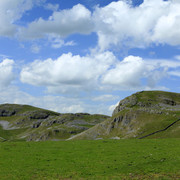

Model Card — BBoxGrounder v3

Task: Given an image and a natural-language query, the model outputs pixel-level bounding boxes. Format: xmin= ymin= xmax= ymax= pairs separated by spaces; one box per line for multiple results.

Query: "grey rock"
xmin=29 ymin=111 xmax=49 ymax=119
xmin=32 ymin=121 xmax=41 ymax=128
xmin=0 ymin=109 xmax=16 ymax=116
xmin=112 ymin=95 xmax=137 ymax=116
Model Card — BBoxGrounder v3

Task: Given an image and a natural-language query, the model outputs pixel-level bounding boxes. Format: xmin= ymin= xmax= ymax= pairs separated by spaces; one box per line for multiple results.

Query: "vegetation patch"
xmin=0 ymin=139 xmax=179 ymax=179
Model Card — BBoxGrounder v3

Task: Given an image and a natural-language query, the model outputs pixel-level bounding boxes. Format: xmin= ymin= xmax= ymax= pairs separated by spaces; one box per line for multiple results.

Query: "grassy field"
xmin=0 ymin=139 xmax=180 ymax=179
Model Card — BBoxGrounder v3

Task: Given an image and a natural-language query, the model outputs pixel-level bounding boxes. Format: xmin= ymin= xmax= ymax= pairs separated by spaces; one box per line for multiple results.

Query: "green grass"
xmin=0 ymin=139 xmax=180 ymax=179
xmin=0 ymin=126 xmax=27 ymax=141
xmin=136 ymin=91 xmax=180 ymax=104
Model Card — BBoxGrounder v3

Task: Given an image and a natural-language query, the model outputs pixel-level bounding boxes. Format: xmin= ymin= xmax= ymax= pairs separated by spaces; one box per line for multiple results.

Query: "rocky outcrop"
xmin=69 ymin=91 xmax=180 ymax=140
xmin=112 ymin=94 xmax=137 ymax=116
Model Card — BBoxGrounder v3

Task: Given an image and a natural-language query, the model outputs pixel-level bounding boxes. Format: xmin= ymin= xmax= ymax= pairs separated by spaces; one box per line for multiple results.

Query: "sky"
xmin=0 ymin=0 xmax=180 ymax=115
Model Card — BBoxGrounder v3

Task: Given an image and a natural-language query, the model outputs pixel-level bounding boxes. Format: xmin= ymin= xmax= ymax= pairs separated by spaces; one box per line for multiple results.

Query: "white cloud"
xmin=20 ymin=51 xmax=116 ymax=93
xmin=93 ymin=0 xmax=180 ymax=50
xmin=1 ymin=0 xmax=180 ymax=51
xmin=19 ymin=4 xmax=94 ymax=39
xmin=152 ymin=0 xmax=180 ymax=45
xmin=0 ymin=59 xmax=15 ymax=87
xmin=20 ymin=52 xmax=178 ymax=93
xmin=102 ymin=56 xmax=148 ymax=88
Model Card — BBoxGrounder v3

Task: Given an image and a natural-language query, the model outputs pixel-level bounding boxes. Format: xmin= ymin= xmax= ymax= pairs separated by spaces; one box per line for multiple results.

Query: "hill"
xmin=0 ymin=104 xmax=109 ymax=141
xmin=69 ymin=91 xmax=180 ymax=140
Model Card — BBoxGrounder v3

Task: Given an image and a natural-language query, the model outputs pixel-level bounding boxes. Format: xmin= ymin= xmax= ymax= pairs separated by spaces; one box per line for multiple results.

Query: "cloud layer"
xmin=20 ymin=52 xmax=180 ymax=93
xmin=1 ymin=0 xmax=180 ymax=50
xmin=11 ymin=0 xmax=180 ymax=50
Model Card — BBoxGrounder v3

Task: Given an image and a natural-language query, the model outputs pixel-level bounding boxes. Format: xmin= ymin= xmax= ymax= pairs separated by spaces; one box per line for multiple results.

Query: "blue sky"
xmin=0 ymin=0 xmax=180 ymax=115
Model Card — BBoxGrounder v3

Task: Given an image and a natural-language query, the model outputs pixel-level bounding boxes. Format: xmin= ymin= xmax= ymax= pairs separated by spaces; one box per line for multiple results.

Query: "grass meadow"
xmin=0 ymin=139 xmax=179 ymax=179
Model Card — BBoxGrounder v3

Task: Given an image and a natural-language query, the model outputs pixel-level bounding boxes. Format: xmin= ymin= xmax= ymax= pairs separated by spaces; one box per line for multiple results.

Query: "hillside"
xmin=69 ymin=91 xmax=180 ymax=140
xmin=0 ymin=104 xmax=109 ymax=141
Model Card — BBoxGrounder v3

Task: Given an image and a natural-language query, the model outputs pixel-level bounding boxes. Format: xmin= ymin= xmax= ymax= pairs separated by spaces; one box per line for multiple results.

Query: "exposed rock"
xmin=29 ymin=111 xmax=49 ymax=119
xmin=0 ymin=109 xmax=16 ymax=117
xmin=112 ymin=94 xmax=137 ymax=115
xmin=162 ymin=99 xmax=176 ymax=106
xmin=0 ymin=120 xmax=19 ymax=130
xmin=32 ymin=121 xmax=42 ymax=128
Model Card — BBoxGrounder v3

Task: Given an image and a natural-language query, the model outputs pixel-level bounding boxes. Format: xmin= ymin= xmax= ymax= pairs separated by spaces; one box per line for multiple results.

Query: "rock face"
xmin=0 ymin=104 xmax=109 ymax=141
xmin=69 ymin=91 xmax=180 ymax=140
xmin=112 ymin=95 xmax=138 ymax=116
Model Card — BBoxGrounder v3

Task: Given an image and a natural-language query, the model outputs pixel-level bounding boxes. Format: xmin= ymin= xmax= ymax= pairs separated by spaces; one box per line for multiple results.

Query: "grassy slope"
xmin=122 ymin=91 xmax=180 ymax=139
xmin=0 ymin=139 xmax=179 ymax=179
xmin=113 ymin=91 xmax=180 ymax=139
xmin=111 ymin=110 xmax=180 ymax=139
xmin=0 ymin=104 xmax=109 ymax=141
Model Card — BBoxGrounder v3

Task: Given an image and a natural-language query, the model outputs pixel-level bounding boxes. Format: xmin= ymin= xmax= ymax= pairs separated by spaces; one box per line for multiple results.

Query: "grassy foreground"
xmin=0 ymin=139 xmax=180 ymax=180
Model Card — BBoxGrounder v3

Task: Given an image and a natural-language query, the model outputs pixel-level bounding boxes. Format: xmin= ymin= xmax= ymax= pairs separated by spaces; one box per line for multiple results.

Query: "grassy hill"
xmin=69 ymin=91 xmax=180 ymax=140
xmin=0 ymin=104 xmax=109 ymax=141
xmin=1 ymin=91 xmax=180 ymax=141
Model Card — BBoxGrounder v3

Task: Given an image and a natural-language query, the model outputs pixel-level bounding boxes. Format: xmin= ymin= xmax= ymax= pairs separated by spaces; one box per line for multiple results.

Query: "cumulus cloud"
xmin=101 ymin=56 xmax=180 ymax=90
xmin=93 ymin=0 xmax=180 ymax=50
xmin=152 ymin=0 xmax=180 ymax=45
xmin=19 ymin=4 xmax=94 ymax=39
xmin=0 ymin=59 xmax=15 ymax=87
xmin=1 ymin=0 xmax=180 ymax=50
xmin=20 ymin=51 xmax=179 ymax=93
xmin=102 ymin=56 xmax=147 ymax=88
xmin=20 ymin=51 xmax=116 ymax=93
